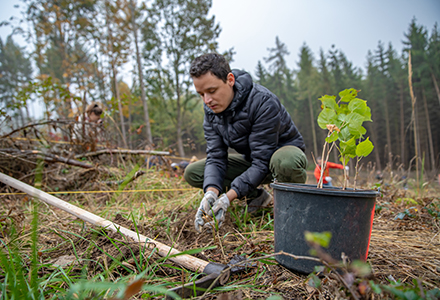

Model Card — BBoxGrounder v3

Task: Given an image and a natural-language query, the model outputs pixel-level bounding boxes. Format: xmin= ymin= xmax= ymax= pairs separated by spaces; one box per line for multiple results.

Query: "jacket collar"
xmin=204 ymin=69 xmax=253 ymax=117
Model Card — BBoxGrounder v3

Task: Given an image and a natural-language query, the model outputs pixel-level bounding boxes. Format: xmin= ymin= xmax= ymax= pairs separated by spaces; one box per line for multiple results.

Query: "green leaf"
xmin=340 ymin=137 xmax=357 ymax=158
xmin=337 ymin=113 xmax=348 ymax=124
xmin=325 ymin=131 xmax=338 ymax=143
xmin=348 ymin=99 xmax=372 ymax=122
xmin=346 ymin=112 xmax=364 ymax=129
xmin=258 ymin=259 xmax=278 ymax=265
xmin=319 ymin=95 xmax=337 ymax=110
xmin=317 ymin=108 xmax=337 ymax=129
xmin=304 ymin=231 xmax=332 ymax=248
xmin=348 ymin=98 xmax=367 ymax=113
xmin=339 ymin=127 xmax=352 ymax=141
xmin=307 ymin=274 xmax=321 ymax=289
xmin=337 ymin=103 xmax=350 ymax=115
xmin=369 ymin=281 xmax=382 ymax=294
xmin=350 ymin=260 xmax=372 ymax=277
xmin=339 ymin=88 xmax=358 ymax=103
xmin=356 ymin=138 xmax=374 ymax=157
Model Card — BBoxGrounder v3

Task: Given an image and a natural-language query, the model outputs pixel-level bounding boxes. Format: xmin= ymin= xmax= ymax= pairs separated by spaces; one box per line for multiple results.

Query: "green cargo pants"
xmin=184 ymin=145 xmax=308 ymax=199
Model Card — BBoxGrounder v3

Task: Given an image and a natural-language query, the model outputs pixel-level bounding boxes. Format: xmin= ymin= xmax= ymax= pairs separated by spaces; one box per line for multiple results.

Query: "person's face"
xmin=192 ymin=72 xmax=235 ymax=114
xmin=88 ymin=112 xmax=100 ymax=123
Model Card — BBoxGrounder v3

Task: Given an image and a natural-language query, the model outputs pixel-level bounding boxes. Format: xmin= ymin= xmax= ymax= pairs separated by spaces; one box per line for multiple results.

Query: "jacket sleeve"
xmin=230 ymin=95 xmax=280 ymax=198
xmin=327 ymin=162 xmax=344 ymax=169
xmin=203 ymin=116 xmax=228 ymax=194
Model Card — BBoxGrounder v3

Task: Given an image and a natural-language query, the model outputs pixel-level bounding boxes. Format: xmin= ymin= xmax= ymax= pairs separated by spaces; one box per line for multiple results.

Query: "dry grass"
xmin=1 ymin=151 xmax=440 ymax=299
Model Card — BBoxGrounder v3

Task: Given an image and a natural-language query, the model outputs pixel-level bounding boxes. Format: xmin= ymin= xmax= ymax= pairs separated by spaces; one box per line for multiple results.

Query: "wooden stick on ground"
xmin=0 ymin=172 xmax=209 ymax=273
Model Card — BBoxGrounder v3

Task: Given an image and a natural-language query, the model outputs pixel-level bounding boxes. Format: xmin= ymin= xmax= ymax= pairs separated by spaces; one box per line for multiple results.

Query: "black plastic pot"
xmin=270 ymin=183 xmax=379 ymax=274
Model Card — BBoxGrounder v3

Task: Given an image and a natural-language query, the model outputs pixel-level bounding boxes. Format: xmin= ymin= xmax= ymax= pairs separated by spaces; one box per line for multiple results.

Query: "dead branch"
xmin=74 ymin=149 xmax=170 ymax=159
xmin=0 ymin=119 xmax=74 ymax=139
xmin=0 ymin=149 xmax=94 ymax=169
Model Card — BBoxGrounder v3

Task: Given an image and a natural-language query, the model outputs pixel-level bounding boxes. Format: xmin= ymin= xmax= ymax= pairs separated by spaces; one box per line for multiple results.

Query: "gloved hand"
xmin=194 ymin=191 xmax=217 ymax=233
xmin=325 ymin=176 xmax=332 ymax=182
xmin=211 ymin=193 xmax=230 ymax=215
xmin=204 ymin=194 xmax=230 ymax=231
xmin=345 ymin=166 xmax=349 ymax=171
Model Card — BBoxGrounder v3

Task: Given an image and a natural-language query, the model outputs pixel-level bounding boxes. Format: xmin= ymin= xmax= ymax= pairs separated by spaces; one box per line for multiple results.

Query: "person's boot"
xmin=246 ymin=189 xmax=273 ymax=214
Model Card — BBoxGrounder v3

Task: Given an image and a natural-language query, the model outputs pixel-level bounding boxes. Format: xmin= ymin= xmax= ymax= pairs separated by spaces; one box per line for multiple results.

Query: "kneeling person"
xmin=184 ymin=53 xmax=308 ymax=232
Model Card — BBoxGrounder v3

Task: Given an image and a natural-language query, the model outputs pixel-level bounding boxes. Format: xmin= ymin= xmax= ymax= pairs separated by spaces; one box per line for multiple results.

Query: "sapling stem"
xmin=354 ymin=157 xmax=360 ymax=190
xmin=318 ymin=130 xmax=336 ymax=189
xmin=317 ymin=139 xmax=328 ymax=189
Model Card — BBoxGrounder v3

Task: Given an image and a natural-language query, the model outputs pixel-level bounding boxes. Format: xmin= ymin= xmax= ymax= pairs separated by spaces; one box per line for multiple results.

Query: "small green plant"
xmin=317 ymin=88 xmax=374 ymax=189
xmin=424 ymin=201 xmax=440 ymax=219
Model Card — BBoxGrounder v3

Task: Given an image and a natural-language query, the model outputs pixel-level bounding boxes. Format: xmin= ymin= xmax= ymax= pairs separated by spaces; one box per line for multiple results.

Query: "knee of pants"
xmin=183 ymin=160 xmax=205 ymax=188
xmin=270 ymin=146 xmax=308 ymax=183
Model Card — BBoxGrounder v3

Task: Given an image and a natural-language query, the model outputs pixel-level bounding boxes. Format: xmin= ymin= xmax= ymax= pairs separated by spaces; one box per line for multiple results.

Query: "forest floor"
xmin=1 ymin=150 xmax=440 ymax=299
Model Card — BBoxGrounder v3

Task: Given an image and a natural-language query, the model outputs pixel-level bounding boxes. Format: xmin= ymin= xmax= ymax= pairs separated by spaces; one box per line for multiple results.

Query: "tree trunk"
xmin=82 ymin=91 xmax=87 ymax=138
xmin=408 ymin=53 xmax=419 ymax=189
xmin=106 ymin=3 xmax=128 ymax=149
xmin=128 ymin=102 xmax=133 ymax=149
xmin=399 ymin=82 xmax=405 ymax=167
xmin=307 ymin=93 xmax=318 ymax=158
xmin=367 ymin=122 xmax=382 ymax=171
xmin=383 ymin=95 xmax=393 ymax=169
xmin=175 ymin=64 xmax=185 ymax=157
xmin=367 ymin=81 xmax=382 ymax=170
xmin=431 ymin=71 xmax=440 ymax=106
xmin=422 ymin=87 xmax=435 ymax=170
xmin=130 ymin=0 xmax=153 ymax=146
xmin=113 ymin=66 xmax=128 ymax=148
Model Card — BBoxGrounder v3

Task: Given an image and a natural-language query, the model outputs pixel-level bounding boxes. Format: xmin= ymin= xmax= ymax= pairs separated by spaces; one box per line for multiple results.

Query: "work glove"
xmin=194 ymin=191 xmax=217 ymax=233
xmin=204 ymin=193 xmax=230 ymax=231
xmin=325 ymin=176 xmax=332 ymax=183
xmin=345 ymin=166 xmax=349 ymax=171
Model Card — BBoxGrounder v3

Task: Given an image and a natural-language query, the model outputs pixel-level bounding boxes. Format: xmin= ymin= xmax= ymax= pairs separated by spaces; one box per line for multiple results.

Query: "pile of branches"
xmin=0 ymin=119 xmax=168 ymax=192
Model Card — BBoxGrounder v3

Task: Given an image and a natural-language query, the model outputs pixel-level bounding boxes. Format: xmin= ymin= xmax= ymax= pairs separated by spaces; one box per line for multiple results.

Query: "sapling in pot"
xmin=317 ymin=88 xmax=374 ymax=190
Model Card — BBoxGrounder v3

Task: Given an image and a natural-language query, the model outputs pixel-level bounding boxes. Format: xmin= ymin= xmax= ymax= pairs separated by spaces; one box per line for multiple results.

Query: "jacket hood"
xmin=204 ymin=69 xmax=253 ymax=116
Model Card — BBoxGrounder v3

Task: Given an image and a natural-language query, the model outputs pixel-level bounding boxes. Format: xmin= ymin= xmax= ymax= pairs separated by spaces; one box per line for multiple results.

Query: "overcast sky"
xmin=1 ymin=0 xmax=439 ymax=76
xmin=210 ymin=0 xmax=440 ymax=74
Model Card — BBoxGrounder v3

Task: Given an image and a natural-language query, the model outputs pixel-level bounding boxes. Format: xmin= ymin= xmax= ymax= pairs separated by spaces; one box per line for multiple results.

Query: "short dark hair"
xmin=190 ymin=53 xmax=231 ymax=82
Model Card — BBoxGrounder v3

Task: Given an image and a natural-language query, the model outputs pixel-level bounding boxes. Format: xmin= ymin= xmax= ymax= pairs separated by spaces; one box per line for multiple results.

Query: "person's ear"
xmin=226 ymin=73 xmax=235 ymax=87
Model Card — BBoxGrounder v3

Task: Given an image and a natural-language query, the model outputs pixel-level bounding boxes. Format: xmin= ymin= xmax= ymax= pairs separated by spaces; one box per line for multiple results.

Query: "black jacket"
xmin=203 ymin=70 xmax=305 ymax=198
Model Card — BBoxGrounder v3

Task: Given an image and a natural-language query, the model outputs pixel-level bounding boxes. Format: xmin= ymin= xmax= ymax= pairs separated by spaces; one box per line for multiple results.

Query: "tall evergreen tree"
xmin=374 ymin=41 xmax=394 ymax=166
xmin=0 ymin=36 xmax=33 ymax=125
xmin=318 ymin=48 xmax=332 ymax=95
xmin=296 ymin=43 xmax=320 ymax=157
xmin=264 ymin=36 xmax=292 ymax=109
xmin=254 ymin=60 xmax=267 ymax=86
xmin=386 ymin=43 xmax=409 ymax=167
xmin=403 ymin=18 xmax=437 ymax=170
xmin=427 ymin=23 xmax=440 ymax=105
